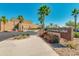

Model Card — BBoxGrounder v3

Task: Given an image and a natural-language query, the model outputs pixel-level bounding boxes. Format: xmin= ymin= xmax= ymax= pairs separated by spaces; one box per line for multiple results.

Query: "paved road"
xmin=0 ymin=31 xmax=37 ymax=42
xmin=0 ymin=35 xmax=59 ymax=56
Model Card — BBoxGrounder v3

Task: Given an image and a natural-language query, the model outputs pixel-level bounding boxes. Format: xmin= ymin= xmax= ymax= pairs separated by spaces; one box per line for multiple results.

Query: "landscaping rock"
xmin=51 ymin=38 xmax=79 ymax=56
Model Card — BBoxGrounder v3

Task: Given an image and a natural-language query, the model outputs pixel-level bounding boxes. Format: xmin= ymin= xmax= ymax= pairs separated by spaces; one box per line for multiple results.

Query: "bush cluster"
xmin=74 ymin=32 xmax=79 ymax=38
xmin=66 ymin=41 xmax=78 ymax=49
xmin=39 ymin=30 xmax=60 ymax=43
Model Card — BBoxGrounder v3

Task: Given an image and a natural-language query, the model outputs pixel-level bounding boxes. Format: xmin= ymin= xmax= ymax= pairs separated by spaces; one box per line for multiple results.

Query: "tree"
xmin=53 ymin=24 xmax=60 ymax=28
xmin=49 ymin=23 xmax=53 ymax=28
xmin=0 ymin=19 xmax=2 ymax=31
xmin=46 ymin=23 xmax=60 ymax=29
xmin=72 ymin=8 xmax=79 ymax=31
xmin=46 ymin=23 xmax=53 ymax=28
xmin=1 ymin=16 xmax=7 ymax=31
xmin=65 ymin=20 xmax=79 ymax=30
xmin=38 ymin=5 xmax=50 ymax=29
xmin=65 ymin=20 xmax=75 ymax=27
xmin=17 ymin=15 xmax=24 ymax=31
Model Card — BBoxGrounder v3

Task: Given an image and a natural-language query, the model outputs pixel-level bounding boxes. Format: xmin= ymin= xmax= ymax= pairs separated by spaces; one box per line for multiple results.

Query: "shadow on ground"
xmin=50 ymin=43 xmax=66 ymax=48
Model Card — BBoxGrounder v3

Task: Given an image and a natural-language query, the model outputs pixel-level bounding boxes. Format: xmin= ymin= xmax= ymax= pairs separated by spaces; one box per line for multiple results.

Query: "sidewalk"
xmin=0 ymin=35 xmax=59 ymax=56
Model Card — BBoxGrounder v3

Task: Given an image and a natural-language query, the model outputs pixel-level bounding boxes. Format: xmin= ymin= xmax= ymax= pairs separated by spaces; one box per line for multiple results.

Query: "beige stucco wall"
xmin=0 ymin=20 xmax=39 ymax=32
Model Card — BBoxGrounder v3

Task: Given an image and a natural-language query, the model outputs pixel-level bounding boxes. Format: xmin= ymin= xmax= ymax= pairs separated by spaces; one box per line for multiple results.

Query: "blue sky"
xmin=0 ymin=3 xmax=79 ymax=26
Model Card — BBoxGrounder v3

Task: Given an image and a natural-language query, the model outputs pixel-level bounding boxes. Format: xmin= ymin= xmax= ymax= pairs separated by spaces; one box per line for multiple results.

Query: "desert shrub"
xmin=74 ymin=32 xmax=79 ymax=38
xmin=26 ymin=34 xmax=30 ymax=36
xmin=38 ymin=30 xmax=60 ymax=43
xmin=52 ymin=35 xmax=60 ymax=43
xmin=66 ymin=41 xmax=77 ymax=49
xmin=21 ymin=33 xmax=25 ymax=36
xmin=14 ymin=35 xmax=22 ymax=40
xmin=43 ymin=33 xmax=51 ymax=42
xmin=14 ymin=33 xmax=30 ymax=40
xmin=30 ymin=28 xmax=40 ymax=30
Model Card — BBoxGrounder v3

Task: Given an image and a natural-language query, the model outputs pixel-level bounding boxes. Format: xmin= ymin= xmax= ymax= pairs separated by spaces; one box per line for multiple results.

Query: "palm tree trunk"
xmin=22 ymin=25 xmax=23 ymax=32
xmin=3 ymin=23 xmax=5 ymax=31
xmin=74 ymin=15 xmax=77 ymax=31
xmin=0 ymin=21 xmax=1 ymax=31
xmin=19 ymin=23 xmax=21 ymax=31
xmin=21 ymin=23 xmax=22 ymax=31
xmin=19 ymin=23 xmax=23 ymax=32
xmin=42 ymin=15 xmax=45 ymax=29
xmin=42 ymin=20 xmax=44 ymax=29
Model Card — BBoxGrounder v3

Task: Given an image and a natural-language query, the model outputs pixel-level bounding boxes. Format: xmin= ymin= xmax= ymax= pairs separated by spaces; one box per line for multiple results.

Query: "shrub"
xmin=43 ymin=33 xmax=51 ymax=42
xmin=66 ymin=41 xmax=77 ymax=49
xmin=14 ymin=33 xmax=30 ymax=40
xmin=38 ymin=30 xmax=60 ymax=43
xmin=21 ymin=33 xmax=25 ymax=36
xmin=52 ymin=35 xmax=60 ymax=43
xmin=26 ymin=34 xmax=30 ymax=36
xmin=14 ymin=35 xmax=22 ymax=40
xmin=74 ymin=32 xmax=79 ymax=38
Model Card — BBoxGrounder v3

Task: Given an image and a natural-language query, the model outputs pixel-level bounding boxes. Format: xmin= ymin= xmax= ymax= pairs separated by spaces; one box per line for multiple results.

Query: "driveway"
xmin=0 ymin=35 xmax=58 ymax=56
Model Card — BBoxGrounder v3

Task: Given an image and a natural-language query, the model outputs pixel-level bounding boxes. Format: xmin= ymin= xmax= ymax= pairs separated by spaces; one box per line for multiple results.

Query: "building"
xmin=0 ymin=19 xmax=39 ymax=32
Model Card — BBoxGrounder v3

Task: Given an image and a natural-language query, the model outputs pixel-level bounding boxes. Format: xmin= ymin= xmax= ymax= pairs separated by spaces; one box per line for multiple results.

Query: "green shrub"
xmin=21 ymin=33 xmax=25 ymax=36
xmin=14 ymin=33 xmax=30 ymax=40
xmin=26 ymin=34 xmax=30 ymax=36
xmin=14 ymin=35 xmax=22 ymax=40
xmin=52 ymin=35 xmax=60 ymax=43
xmin=74 ymin=32 xmax=79 ymax=38
xmin=30 ymin=28 xmax=40 ymax=30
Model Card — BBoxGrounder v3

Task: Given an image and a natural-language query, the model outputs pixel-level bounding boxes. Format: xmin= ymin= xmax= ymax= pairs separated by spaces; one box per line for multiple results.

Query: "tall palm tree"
xmin=17 ymin=15 xmax=24 ymax=31
xmin=1 ymin=16 xmax=7 ymax=31
xmin=38 ymin=5 xmax=50 ymax=29
xmin=72 ymin=8 xmax=79 ymax=31
xmin=0 ymin=19 xmax=2 ymax=31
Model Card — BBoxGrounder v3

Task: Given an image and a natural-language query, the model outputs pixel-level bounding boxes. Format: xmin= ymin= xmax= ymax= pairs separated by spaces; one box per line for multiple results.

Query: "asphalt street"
xmin=0 ymin=31 xmax=37 ymax=42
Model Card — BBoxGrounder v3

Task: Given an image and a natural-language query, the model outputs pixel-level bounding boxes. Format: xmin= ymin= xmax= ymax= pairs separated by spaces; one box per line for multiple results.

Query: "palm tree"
xmin=72 ymin=8 xmax=79 ymax=31
xmin=0 ymin=19 xmax=2 ymax=31
xmin=49 ymin=23 xmax=53 ymax=28
xmin=1 ymin=16 xmax=7 ymax=31
xmin=38 ymin=5 xmax=50 ymax=29
xmin=17 ymin=15 xmax=24 ymax=31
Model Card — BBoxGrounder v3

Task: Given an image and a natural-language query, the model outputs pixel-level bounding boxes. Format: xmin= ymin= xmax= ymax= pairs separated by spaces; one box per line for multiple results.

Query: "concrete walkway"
xmin=0 ymin=35 xmax=59 ymax=56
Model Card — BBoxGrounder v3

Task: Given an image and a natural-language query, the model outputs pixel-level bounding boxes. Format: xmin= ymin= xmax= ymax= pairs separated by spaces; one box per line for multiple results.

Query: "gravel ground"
xmin=50 ymin=38 xmax=79 ymax=56
xmin=53 ymin=47 xmax=79 ymax=56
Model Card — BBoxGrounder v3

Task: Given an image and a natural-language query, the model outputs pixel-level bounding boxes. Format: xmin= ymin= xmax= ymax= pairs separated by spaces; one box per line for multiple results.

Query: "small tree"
xmin=1 ymin=16 xmax=7 ymax=31
xmin=17 ymin=15 xmax=24 ymax=31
